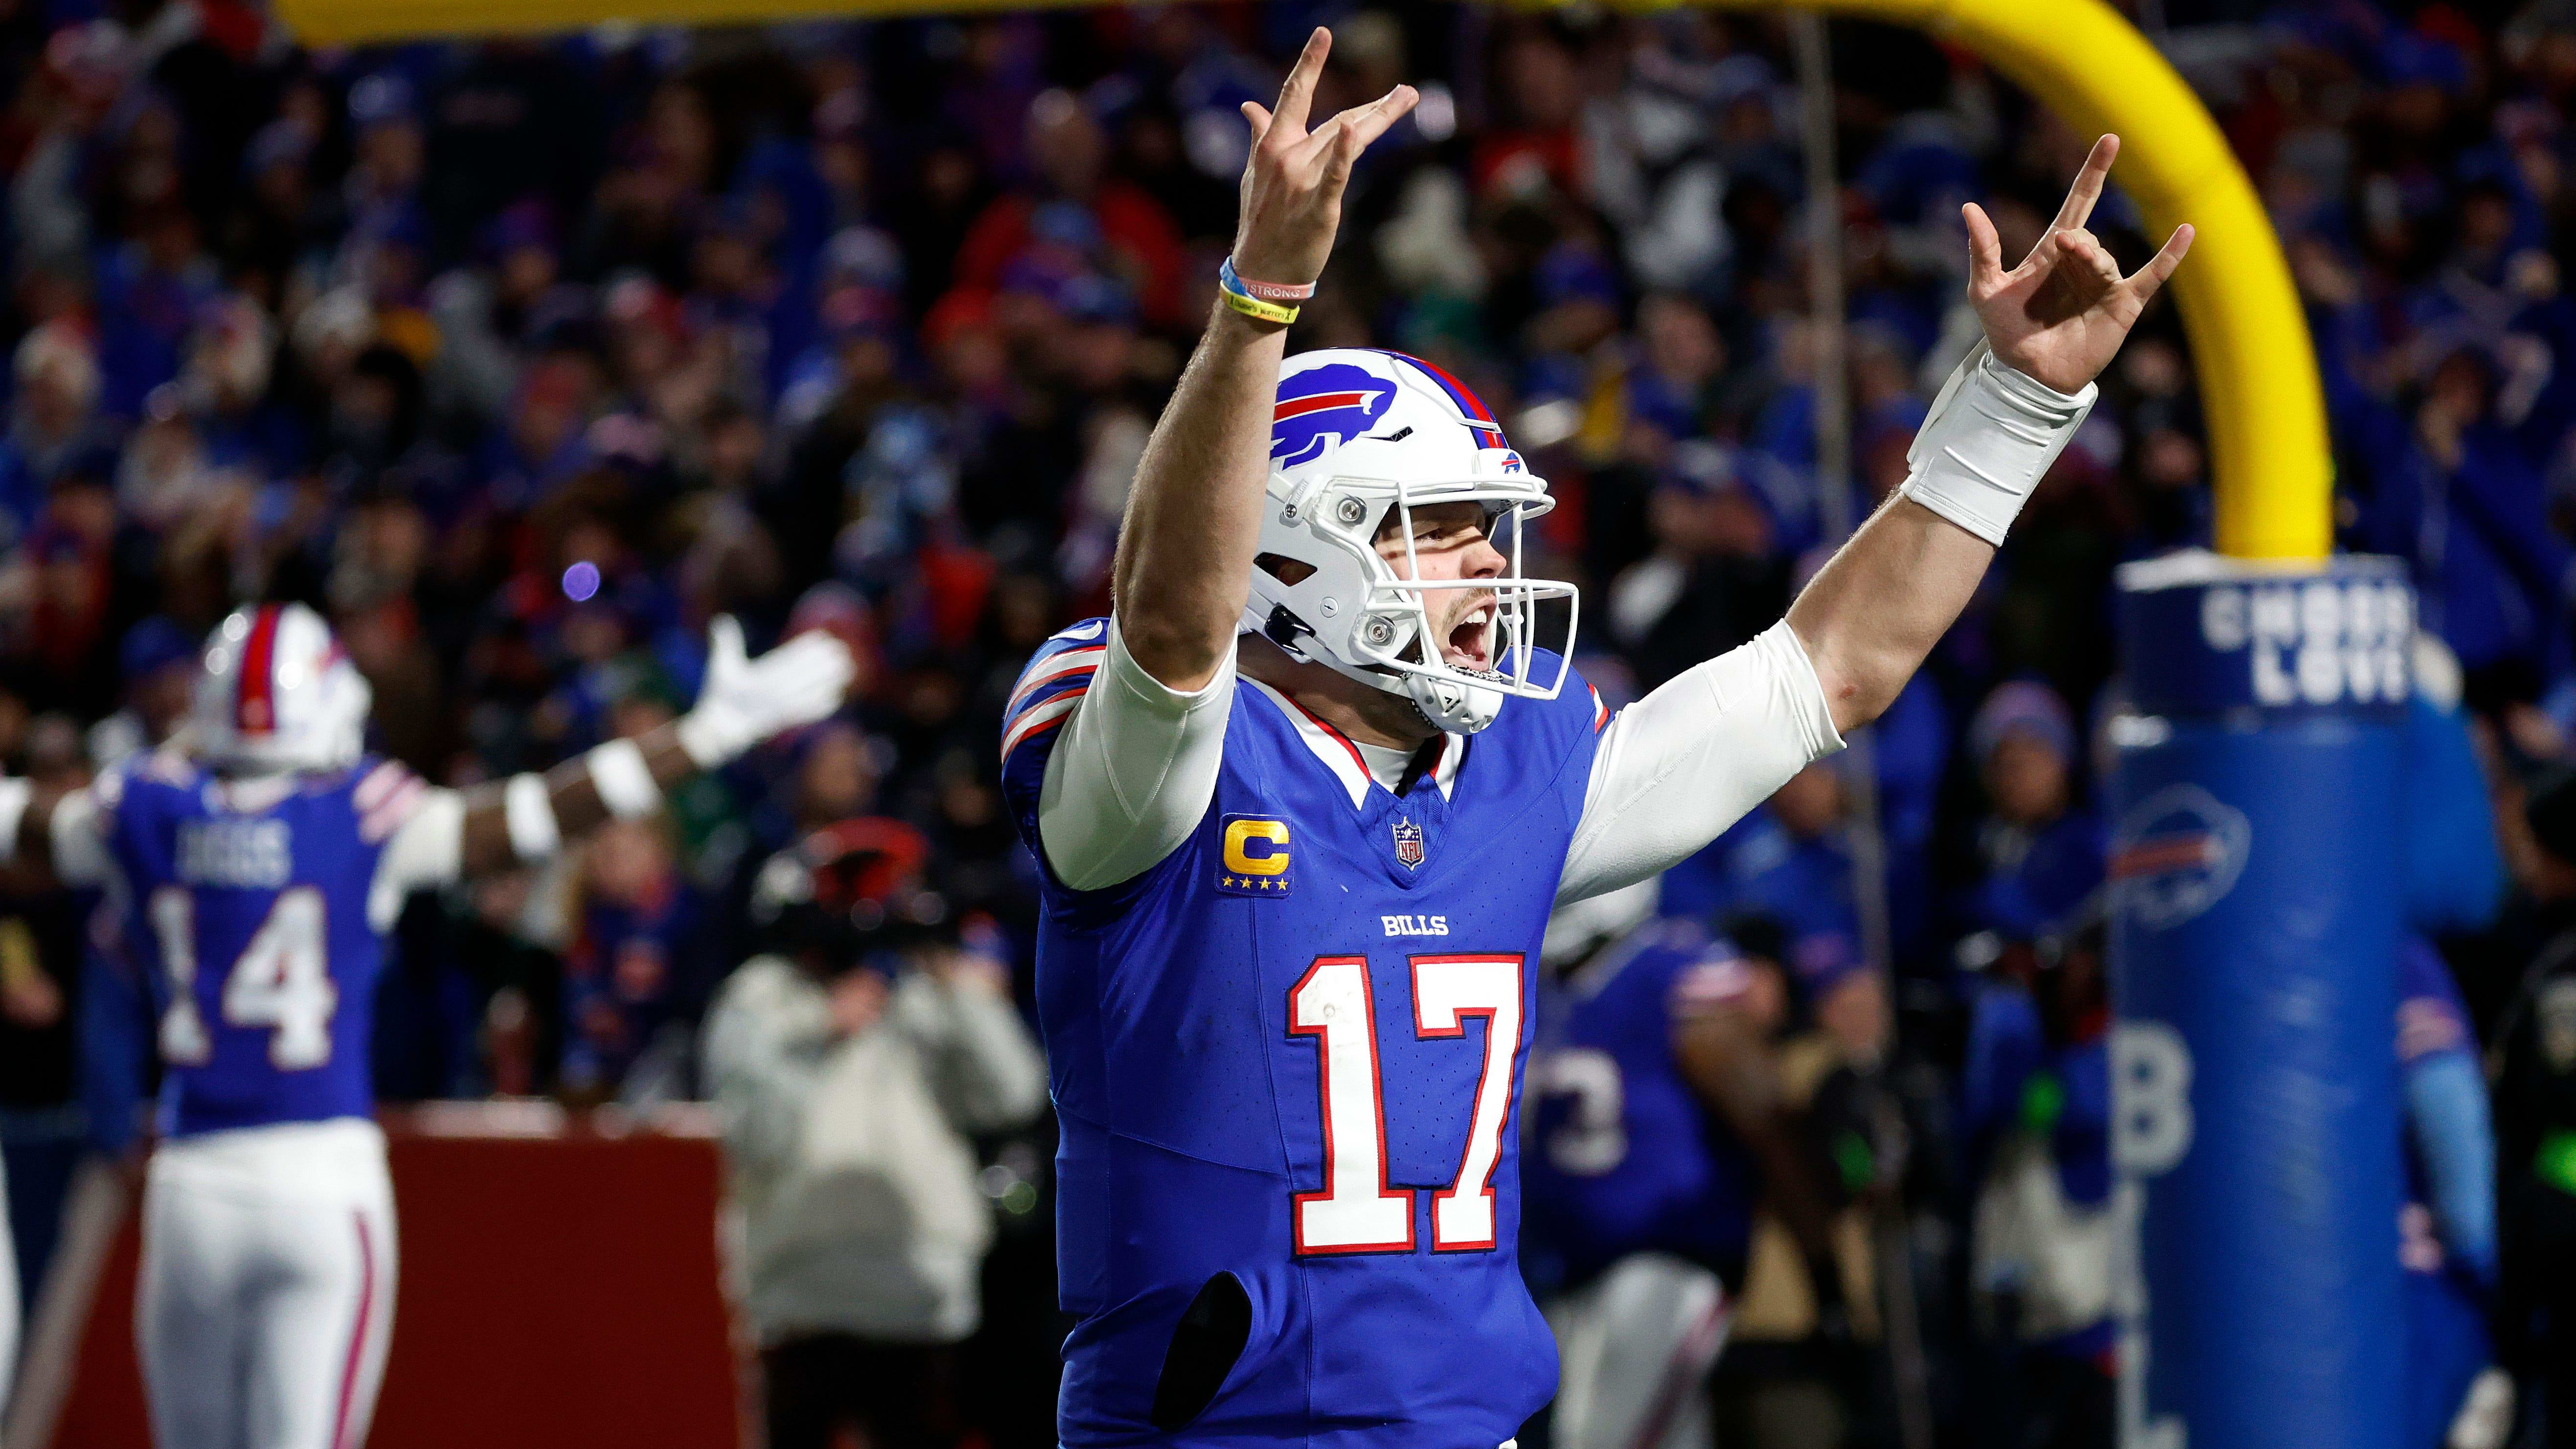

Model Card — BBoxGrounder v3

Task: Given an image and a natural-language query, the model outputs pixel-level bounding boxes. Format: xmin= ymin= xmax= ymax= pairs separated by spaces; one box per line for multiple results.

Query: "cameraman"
xmin=703 ymin=819 xmax=1047 ymax=1449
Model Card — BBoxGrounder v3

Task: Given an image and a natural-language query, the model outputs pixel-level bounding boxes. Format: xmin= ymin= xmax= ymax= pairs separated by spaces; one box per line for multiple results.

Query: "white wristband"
xmin=503 ymin=773 xmax=561 ymax=860
xmin=1895 ymin=342 xmax=2096 ymax=547
xmin=585 ymin=739 xmax=662 ymax=819
xmin=0 ymin=777 xmax=29 ymax=865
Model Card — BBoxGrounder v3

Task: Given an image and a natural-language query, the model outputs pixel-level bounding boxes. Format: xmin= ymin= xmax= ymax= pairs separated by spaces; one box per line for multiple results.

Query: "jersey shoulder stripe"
xmin=354 ymin=758 xmax=428 ymax=845
xmin=1002 ymin=685 xmax=1090 ymax=767
xmin=1005 ymin=646 xmax=1105 ymax=720
xmin=1000 ymin=620 xmax=1109 ymax=769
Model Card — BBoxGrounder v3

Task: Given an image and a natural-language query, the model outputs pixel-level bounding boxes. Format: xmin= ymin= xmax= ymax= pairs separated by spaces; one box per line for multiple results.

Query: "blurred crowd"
xmin=0 ymin=0 xmax=2574 ymax=1445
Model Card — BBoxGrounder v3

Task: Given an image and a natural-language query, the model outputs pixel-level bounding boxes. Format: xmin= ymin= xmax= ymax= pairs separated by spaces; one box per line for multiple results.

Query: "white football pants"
xmin=138 ymin=1119 xmax=397 ymax=1449
xmin=1545 ymin=1253 xmax=1733 ymax=1449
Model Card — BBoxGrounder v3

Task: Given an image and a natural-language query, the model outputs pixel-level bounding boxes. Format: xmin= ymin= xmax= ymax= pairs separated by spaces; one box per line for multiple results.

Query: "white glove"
xmin=676 ymin=616 xmax=856 ymax=768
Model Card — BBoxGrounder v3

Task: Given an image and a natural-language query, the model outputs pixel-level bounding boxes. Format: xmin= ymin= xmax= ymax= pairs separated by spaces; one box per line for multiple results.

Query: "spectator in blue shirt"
xmin=1959 ymin=680 xmax=2106 ymax=944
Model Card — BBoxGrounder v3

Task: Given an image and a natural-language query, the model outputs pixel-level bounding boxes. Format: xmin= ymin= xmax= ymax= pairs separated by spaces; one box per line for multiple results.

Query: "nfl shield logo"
xmin=1391 ymin=818 xmax=1425 ymax=870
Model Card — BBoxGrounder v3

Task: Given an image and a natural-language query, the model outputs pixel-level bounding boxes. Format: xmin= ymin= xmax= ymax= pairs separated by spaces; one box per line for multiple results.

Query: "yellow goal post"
xmin=271 ymin=0 xmax=2331 ymax=561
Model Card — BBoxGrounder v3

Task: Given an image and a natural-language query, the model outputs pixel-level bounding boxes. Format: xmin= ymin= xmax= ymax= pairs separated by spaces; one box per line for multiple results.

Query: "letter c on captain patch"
xmin=1223 ymin=818 xmax=1291 ymax=875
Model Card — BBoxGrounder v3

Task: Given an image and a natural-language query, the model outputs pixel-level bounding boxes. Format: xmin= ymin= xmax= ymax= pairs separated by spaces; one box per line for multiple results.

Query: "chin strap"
xmin=1404 ymin=671 xmax=1503 ymax=734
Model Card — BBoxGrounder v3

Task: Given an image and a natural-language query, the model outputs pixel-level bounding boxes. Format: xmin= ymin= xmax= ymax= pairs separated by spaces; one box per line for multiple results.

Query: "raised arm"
xmin=1111 ymin=28 xmax=1416 ymax=690
xmin=1556 ymin=138 xmax=2191 ymax=907
xmin=1792 ymin=135 xmax=2191 ymax=735
xmin=1033 ymin=30 xmax=1415 ymax=892
xmin=452 ymin=617 xmax=851 ymax=877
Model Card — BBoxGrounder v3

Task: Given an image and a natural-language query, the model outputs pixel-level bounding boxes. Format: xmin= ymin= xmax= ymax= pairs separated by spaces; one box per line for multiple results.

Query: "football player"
xmin=1523 ymin=888 xmax=1842 ymax=1449
xmin=999 ymin=27 xmax=2189 ymax=1449
xmin=0 ymin=601 xmax=850 ymax=1449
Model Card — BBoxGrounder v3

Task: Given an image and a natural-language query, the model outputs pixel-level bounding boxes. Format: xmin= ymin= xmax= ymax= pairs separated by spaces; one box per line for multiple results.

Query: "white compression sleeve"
xmin=1895 ymin=342 xmax=2096 ymax=546
xmin=1036 ymin=616 xmax=1237 ymax=892
xmin=1557 ymin=620 xmax=1845 ymax=906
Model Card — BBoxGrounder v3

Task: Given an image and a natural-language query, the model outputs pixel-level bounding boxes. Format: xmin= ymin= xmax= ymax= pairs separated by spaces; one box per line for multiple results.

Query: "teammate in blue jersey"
xmin=1521 ymin=889 xmax=1843 ymax=1449
xmin=998 ymin=28 xmax=2190 ymax=1449
xmin=0 ymin=599 xmax=851 ymax=1449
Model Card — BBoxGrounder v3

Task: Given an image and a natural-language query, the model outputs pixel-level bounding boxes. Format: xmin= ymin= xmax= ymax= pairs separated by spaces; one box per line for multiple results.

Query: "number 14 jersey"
xmin=1003 ymin=626 xmax=1607 ymax=1449
xmin=82 ymin=751 xmax=433 ymax=1138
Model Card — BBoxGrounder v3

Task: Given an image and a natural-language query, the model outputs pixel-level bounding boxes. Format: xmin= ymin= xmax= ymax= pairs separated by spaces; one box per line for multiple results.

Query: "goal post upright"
xmin=1677 ymin=0 xmax=2328 ymax=563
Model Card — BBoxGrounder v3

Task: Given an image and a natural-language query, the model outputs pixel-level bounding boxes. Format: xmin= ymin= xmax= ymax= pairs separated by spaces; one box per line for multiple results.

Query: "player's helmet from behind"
xmin=1244 ymin=349 xmax=1579 ymax=734
xmin=190 ymin=602 xmax=372 ymax=774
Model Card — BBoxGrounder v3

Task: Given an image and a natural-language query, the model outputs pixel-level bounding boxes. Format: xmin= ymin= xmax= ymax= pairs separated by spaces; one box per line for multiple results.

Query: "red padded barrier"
xmin=44 ymin=1104 xmax=745 ymax=1449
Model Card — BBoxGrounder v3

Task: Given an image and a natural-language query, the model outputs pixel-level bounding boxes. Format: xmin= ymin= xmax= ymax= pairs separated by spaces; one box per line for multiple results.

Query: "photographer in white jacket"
xmin=703 ymin=819 xmax=1047 ymax=1449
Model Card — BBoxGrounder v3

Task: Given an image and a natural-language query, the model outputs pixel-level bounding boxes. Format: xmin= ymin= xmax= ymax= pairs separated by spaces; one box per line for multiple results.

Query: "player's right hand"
xmin=1231 ymin=28 xmax=1417 ymax=290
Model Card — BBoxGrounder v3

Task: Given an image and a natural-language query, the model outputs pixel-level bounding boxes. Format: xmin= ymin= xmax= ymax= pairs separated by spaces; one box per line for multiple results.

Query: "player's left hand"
xmin=1963 ymin=135 xmax=2193 ymax=394
xmin=676 ymin=616 xmax=856 ymax=767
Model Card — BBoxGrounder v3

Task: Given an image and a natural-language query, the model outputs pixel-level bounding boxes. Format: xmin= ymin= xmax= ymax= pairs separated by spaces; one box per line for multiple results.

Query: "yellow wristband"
xmin=1219 ymin=288 xmax=1299 ymax=326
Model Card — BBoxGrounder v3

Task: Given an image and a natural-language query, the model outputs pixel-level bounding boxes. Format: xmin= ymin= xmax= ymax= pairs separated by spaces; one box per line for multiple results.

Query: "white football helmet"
xmin=1243 ymin=349 xmax=1578 ymax=733
xmin=190 ymin=602 xmax=372 ymax=774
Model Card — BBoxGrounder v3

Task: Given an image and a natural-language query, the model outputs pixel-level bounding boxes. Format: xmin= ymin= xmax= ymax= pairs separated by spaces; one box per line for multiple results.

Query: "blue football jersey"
xmin=1521 ymin=919 xmax=1758 ymax=1288
xmin=1002 ymin=621 xmax=1606 ymax=1449
xmin=97 ymin=751 xmax=426 ymax=1138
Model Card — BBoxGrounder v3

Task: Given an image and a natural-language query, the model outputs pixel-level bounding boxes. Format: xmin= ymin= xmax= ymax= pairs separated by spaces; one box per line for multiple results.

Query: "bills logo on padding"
xmin=1391 ymin=818 xmax=1425 ymax=870
xmin=1272 ymin=363 xmax=1399 ymax=469
xmin=2110 ymin=783 xmax=2250 ymax=929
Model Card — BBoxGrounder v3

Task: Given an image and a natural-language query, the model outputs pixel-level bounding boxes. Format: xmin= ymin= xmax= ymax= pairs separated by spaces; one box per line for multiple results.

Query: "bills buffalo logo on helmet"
xmin=1271 ymin=363 xmax=1401 ymax=469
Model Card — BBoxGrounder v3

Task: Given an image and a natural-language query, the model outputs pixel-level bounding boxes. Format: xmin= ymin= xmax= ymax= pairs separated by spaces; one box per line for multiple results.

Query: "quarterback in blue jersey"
xmin=0 ymin=600 xmax=851 ymax=1449
xmin=999 ymin=28 xmax=2190 ymax=1449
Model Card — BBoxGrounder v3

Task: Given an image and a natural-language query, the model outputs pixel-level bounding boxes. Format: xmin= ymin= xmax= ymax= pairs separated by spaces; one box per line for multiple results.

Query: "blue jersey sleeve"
xmin=998 ymin=619 xmax=1191 ymax=926
xmin=999 ymin=619 xmax=1108 ymax=852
